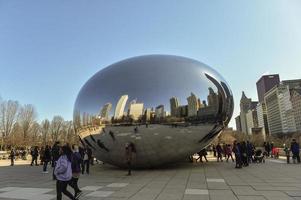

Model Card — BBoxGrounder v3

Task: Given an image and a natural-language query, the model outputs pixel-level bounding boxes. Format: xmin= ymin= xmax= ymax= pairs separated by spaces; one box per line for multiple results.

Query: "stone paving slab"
xmin=0 ymin=158 xmax=301 ymax=199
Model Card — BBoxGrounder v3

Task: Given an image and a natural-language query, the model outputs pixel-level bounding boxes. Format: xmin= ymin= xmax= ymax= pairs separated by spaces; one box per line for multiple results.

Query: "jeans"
xmin=43 ymin=161 xmax=49 ymax=172
xmin=82 ymin=160 xmax=90 ymax=174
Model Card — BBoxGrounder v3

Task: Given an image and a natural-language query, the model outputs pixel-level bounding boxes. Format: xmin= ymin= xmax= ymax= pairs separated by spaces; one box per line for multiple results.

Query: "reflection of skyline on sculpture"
xmin=86 ymin=86 xmax=220 ymax=126
xmin=73 ymin=55 xmax=234 ymax=168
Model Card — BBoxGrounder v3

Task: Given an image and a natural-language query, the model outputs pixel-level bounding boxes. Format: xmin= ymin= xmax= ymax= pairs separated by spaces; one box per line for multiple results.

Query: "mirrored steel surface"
xmin=74 ymin=55 xmax=234 ymax=168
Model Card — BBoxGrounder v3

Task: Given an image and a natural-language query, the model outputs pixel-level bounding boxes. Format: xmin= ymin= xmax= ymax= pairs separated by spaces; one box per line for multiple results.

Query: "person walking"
xmin=82 ymin=148 xmax=90 ymax=174
xmin=31 ymin=146 xmax=39 ymax=166
xmin=241 ymin=141 xmax=248 ymax=166
xmin=10 ymin=148 xmax=15 ymax=166
xmin=226 ymin=144 xmax=234 ymax=162
xmin=40 ymin=146 xmax=45 ymax=165
xmin=212 ymin=145 xmax=217 ymax=157
xmin=291 ymin=139 xmax=300 ymax=164
xmin=233 ymin=141 xmax=242 ymax=168
xmin=54 ymin=145 xmax=76 ymax=200
xmin=216 ymin=143 xmax=223 ymax=162
xmin=198 ymin=148 xmax=208 ymax=162
xmin=69 ymin=145 xmax=83 ymax=199
xmin=43 ymin=145 xmax=51 ymax=173
xmin=52 ymin=142 xmax=60 ymax=180
xmin=125 ymin=142 xmax=136 ymax=175
xmin=283 ymin=144 xmax=290 ymax=164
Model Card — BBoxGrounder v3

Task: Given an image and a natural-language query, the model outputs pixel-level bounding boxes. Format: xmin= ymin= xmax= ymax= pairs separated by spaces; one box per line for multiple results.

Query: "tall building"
xmin=170 ymin=97 xmax=179 ymax=117
xmin=114 ymin=95 xmax=128 ymax=119
xmin=256 ymin=102 xmax=269 ymax=136
xmin=265 ymin=84 xmax=296 ymax=135
xmin=100 ymin=103 xmax=112 ymax=120
xmin=290 ymin=89 xmax=301 ymax=132
xmin=282 ymin=79 xmax=301 ymax=90
xmin=235 ymin=115 xmax=242 ymax=132
xmin=187 ymin=92 xmax=198 ymax=117
xmin=128 ymin=103 xmax=144 ymax=120
xmin=155 ymin=105 xmax=165 ymax=119
xmin=246 ymin=109 xmax=258 ymax=135
xmin=239 ymin=92 xmax=258 ymax=134
xmin=256 ymin=74 xmax=280 ymax=103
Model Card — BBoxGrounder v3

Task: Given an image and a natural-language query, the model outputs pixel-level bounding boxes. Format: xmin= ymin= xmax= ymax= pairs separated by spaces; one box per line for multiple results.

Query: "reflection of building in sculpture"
xmin=170 ymin=97 xmax=179 ymax=117
xmin=100 ymin=103 xmax=112 ymax=120
xmin=207 ymin=88 xmax=218 ymax=106
xmin=128 ymin=102 xmax=144 ymax=120
xmin=144 ymin=108 xmax=152 ymax=121
xmin=187 ymin=93 xmax=198 ymax=117
xmin=114 ymin=95 xmax=128 ymax=119
xmin=178 ymin=105 xmax=188 ymax=117
xmin=197 ymin=88 xmax=219 ymax=120
xmin=155 ymin=105 xmax=165 ymax=119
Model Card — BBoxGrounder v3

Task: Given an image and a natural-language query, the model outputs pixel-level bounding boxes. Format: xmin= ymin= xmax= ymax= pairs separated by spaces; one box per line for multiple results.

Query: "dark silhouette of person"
xmin=10 ymin=149 xmax=15 ymax=166
xmin=216 ymin=143 xmax=223 ymax=162
xmin=125 ymin=142 xmax=136 ymax=175
xmin=52 ymin=141 xmax=61 ymax=180
xmin=30 ymin=146 xmax=39 ymax=166
xmin=291 ymin=139 xmax=300 ymax=164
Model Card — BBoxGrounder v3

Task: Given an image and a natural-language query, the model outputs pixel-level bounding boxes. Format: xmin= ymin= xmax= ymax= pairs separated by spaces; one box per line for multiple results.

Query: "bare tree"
xmin=18 ymin=104 xmax=36 ymax=143
xmin=50 ymin=116 xmax=64 ymax=143
xmin=0 ymin=100 xmax=19 ymax=137
xmin=41 ymin=119 xmax=50 ymax=146
xmin=31 ymin=122 xmax=41 ymax=146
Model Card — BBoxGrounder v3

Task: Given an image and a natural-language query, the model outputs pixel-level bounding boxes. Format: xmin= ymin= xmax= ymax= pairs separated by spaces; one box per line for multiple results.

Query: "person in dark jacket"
xmin=69 ymin=145 xmax=83 ymax=199
xmin=42 ymin=145 xmax=51 ymax=173
xmin=52 ymin=141 xmax=61 ymax=180
xmin=197 ymin=148 xmax=208 ymax=162
xmin=30 ymin=146 xmax=39 ymax=166
xmin=216 ymin=143 xmax=223 ymax=162
xmin=241 ymin=141 xmax=248 ymax=166
xmin=233 ymin=141 xmax=242 ymax=168
xmin=10 ymin=149 xmax=15 ymax=166
xmin=291 ymin=139 xmax=300 ymax=164
xmin=125 ymin=142 xmax=136 ymax=175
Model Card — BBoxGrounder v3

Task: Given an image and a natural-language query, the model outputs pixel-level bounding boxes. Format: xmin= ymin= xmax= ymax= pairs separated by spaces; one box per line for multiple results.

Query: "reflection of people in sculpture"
xmin=125 ymin=142 xmax=136 ymax=175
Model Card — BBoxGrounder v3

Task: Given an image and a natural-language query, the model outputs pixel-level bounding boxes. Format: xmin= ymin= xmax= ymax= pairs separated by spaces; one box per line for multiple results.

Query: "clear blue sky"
xmin=1 ymin=0 xmax=301 ymax=128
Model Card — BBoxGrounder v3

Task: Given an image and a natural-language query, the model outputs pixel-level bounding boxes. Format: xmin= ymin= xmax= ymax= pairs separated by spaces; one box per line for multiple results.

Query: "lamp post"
xmin=1 ymin=131 xmax=4 ymax=151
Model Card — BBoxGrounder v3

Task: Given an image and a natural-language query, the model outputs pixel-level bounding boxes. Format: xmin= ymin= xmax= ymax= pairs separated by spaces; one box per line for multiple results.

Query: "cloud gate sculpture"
xmin=74 ymin=55 xmax=234 ymax=168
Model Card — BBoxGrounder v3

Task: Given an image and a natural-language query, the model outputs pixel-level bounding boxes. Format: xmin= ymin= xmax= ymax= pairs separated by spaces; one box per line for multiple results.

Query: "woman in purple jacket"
xmin=54 ymin=145 xmax=76 ymax=200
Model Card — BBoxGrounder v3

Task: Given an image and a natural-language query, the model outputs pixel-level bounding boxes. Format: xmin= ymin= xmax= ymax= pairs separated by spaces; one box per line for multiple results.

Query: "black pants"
xmin=52 ymin=161 xmax=57 ymax=180
xmin=43 ymin=161 xmax=49 ymax=172
xmin=235 ymin=154 xmax=242 ymax=168
xmin=286 ymin=156 xmax=290 ymax=164
xmin=31 ymin=156 xmax=38 ymax=166
xmin=10 ymin=157 xmax=14 ymax=166
xmin=217 ymin=153 xmax=223 ymax=162
xmin=56 ymin=180 xmax=74 ymax=200
xmin=82 ymin=160 xmax=90 ymax=174
xmin=127 ymin=161 xmax=131 ymax=175
xmin=226 ymin=154 xmax=234 ymax=162
xmin=69 ymin=177 xmax=80 ymax=194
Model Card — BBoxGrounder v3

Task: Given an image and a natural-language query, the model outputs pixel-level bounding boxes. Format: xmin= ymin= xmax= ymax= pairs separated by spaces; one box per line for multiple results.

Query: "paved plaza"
xmin=0 ymin=158 xmax=301 ymax=200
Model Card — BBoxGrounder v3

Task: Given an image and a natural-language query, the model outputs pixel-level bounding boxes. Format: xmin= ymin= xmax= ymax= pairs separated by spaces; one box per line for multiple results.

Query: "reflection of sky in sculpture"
xmin=74 ymin=55 xmax=230 ymax=117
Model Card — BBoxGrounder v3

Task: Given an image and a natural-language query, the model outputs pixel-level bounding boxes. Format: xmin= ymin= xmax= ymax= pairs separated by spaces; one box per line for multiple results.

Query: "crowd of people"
xmin=8 ymin=142 xmax=94 ymax=200
xmin=196 ymin=138 xmax=301 ymax=168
